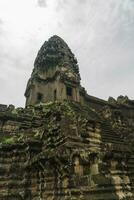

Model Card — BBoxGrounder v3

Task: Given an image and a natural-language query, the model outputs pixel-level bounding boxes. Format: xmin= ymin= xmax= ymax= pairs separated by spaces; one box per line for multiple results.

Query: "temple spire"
xmin=25 ymin=35 xmax=81 ymax=106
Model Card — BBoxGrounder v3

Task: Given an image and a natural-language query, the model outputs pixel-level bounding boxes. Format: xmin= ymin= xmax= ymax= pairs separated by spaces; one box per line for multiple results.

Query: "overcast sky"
xmin=0 ymin=0 xmax=134 ymax=107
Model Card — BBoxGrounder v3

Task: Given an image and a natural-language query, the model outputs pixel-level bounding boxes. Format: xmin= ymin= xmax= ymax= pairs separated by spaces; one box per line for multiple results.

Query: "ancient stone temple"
xmin=0 ymin=35 xmax=134 ymax=200
xmin=25 ymin=35 xmax=81 ymax=106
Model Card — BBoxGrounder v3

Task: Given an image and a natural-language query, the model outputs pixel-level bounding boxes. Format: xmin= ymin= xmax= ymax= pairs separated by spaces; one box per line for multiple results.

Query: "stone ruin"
xmin=0 ymin=35 xmax=134 ymax=200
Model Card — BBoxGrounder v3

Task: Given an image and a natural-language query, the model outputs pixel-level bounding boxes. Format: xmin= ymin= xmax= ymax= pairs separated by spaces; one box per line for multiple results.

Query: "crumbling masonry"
xmin=0 ymin=35 xmax=134 ymax=200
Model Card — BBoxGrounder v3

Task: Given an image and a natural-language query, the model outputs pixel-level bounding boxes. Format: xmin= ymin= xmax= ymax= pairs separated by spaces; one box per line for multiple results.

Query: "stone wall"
xmin=0 ymin=102 xmax=134 ymax=199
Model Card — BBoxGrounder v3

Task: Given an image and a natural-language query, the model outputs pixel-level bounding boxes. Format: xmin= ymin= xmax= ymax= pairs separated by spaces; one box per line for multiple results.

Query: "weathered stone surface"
xmin=34 ymin=35 xmax=80 ymax=76
xmin=25 ymin=35 xmax=81 ymax=106
xmin=0 ymin=101 xmax=134 ymax=199
xmin=117 ymin=95 xmax=129 ymax=105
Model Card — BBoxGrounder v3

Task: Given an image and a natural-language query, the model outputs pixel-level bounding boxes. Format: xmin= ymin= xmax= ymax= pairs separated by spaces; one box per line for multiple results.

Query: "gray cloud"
xmin=0 ymin=19 xmax=4 ymax=35
xmin=37 ymin=0 xmax=47 ymax=8
xmin=0 ymin=19 xmax=3 ymax=25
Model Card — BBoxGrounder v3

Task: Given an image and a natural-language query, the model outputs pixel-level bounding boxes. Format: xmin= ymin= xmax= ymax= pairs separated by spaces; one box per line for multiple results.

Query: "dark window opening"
xmin=37 ymin=93 xmax=43 ymax=103
xmin=66 ymin=86 xmax=72 ymax=96
xmin=54 ymin=89 xmax=57 ymax=101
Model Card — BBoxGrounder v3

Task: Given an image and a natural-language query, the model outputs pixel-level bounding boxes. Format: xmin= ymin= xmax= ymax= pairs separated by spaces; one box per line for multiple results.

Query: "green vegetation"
xmin=0 ymin=137 xmax=15 ymax=145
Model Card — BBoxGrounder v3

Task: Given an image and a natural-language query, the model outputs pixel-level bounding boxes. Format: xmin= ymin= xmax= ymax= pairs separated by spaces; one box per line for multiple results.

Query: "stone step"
xmin=101 ymin=134 xmax=123 ymax=140
xmin=101 ymin=133 xmax=122 ymax=139
xmin=101 ymin=139 xmax=124 ymax=144
xmin=101 ymin=138 xmax=123 ymax=144
xmin=128 ymin=160 xmax=134 ymax=164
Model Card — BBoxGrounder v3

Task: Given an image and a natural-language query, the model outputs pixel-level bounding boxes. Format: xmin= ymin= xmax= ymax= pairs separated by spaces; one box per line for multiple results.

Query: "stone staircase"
xmin=0 ymin=146 xmax=26 ymax=199
xmin=101 ymin=120 xmax=124 ymax=145
xmin=127 ymin=153 xmax=134 ymax=191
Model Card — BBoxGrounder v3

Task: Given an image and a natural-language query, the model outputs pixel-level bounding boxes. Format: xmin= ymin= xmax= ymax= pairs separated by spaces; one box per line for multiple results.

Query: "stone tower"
xmin=25 ymin=35 xmax=81 ymax=106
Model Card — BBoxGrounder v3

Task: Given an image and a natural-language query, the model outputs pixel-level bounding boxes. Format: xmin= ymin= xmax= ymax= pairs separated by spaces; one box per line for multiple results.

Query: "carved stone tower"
xmin=25 ymin=35 xmax=81 ymax=106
